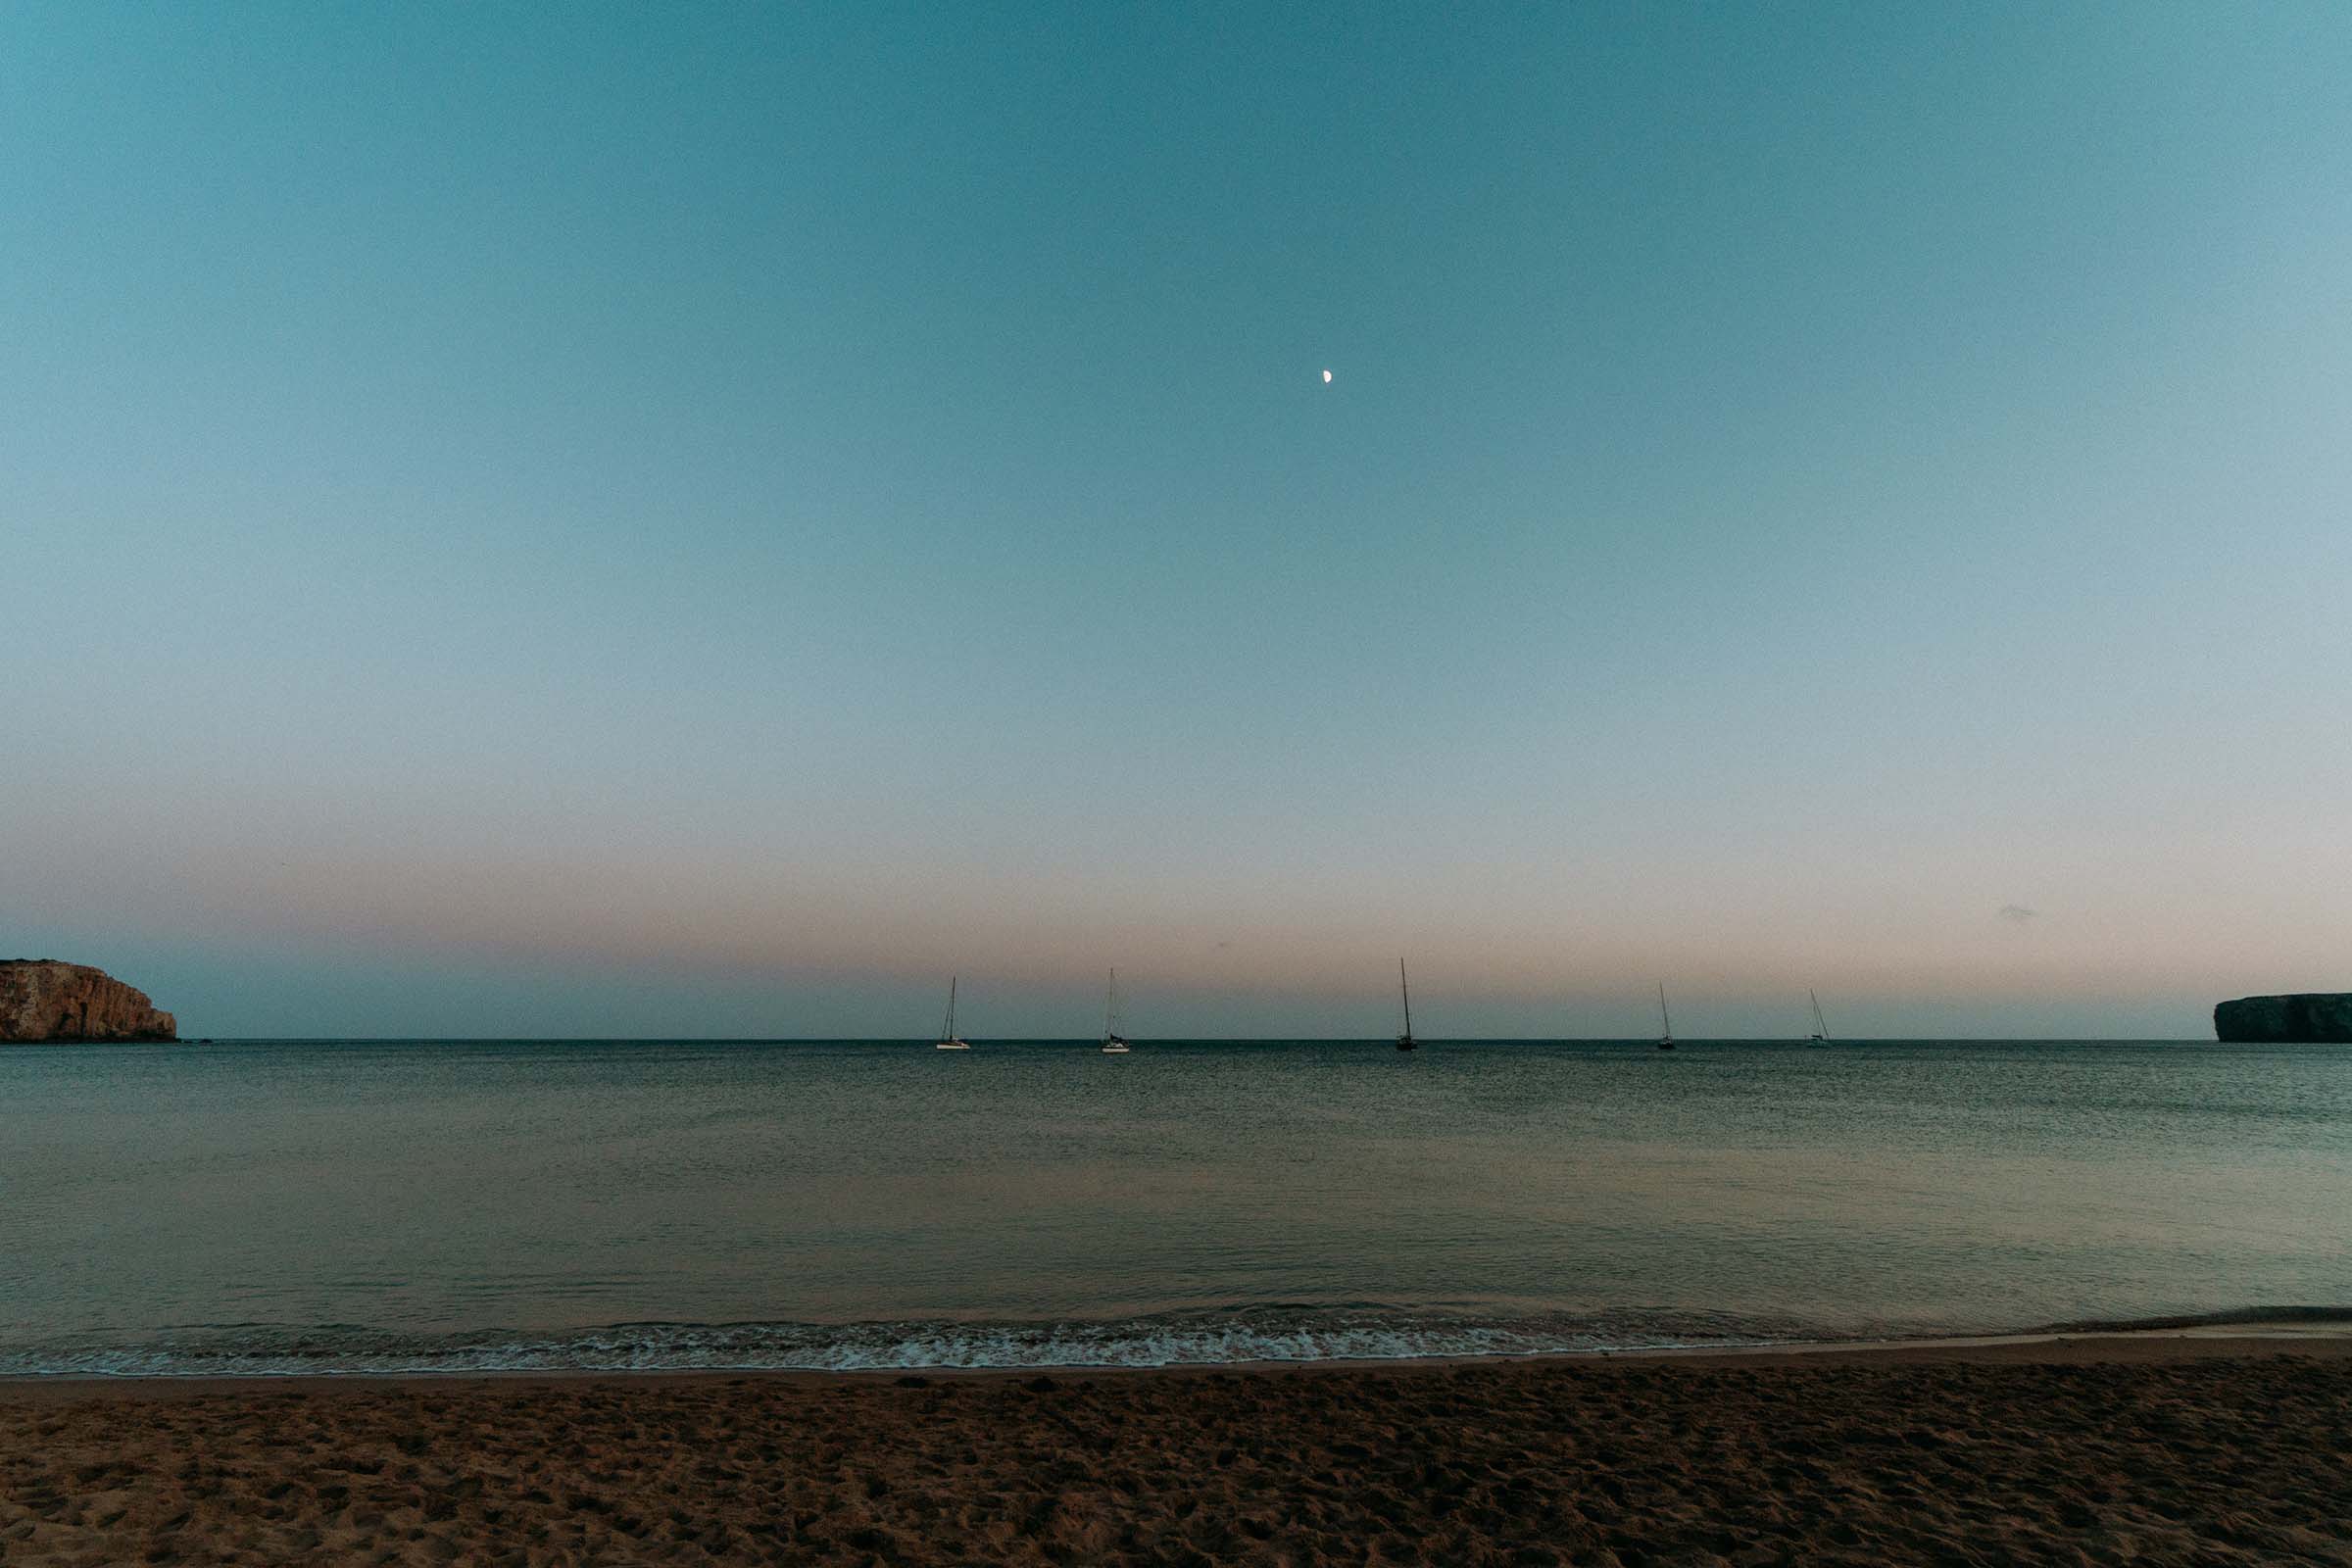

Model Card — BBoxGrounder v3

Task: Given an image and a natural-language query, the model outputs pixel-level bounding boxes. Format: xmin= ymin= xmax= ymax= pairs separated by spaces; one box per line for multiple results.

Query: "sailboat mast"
xmin=945 ymin=976 xmax=956 ymax=1041
xmin=1105 ymin=968 xmax=1116 ymax=1038
xmin=1399 ymin=958 xmax=1414 ymax=1038
xmin=1657 ymin=981 xmax=1672 ymax=1039
xmin=1811 ymin=989 xmax=1828 ymax=1039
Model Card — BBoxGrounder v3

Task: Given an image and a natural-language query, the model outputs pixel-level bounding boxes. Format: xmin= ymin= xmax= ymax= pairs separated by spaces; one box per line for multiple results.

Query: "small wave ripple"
xmin=0 ymin=1307 xmax=1817 ymax=1379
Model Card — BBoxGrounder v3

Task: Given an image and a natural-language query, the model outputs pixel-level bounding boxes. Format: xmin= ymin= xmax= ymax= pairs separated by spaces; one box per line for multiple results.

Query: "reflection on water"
xmin=2 ymin=1039 xmax=2347 ymax=1372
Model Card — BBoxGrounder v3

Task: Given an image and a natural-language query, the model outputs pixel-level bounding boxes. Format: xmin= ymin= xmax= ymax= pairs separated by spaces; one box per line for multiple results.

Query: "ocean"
xmin=3 ymin=1038 xmax=2346 ymax=1376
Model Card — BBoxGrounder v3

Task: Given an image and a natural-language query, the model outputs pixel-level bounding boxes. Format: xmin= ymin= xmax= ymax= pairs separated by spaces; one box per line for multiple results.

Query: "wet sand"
xmin=4 ymin=1331 xmax=2349 ymax=1565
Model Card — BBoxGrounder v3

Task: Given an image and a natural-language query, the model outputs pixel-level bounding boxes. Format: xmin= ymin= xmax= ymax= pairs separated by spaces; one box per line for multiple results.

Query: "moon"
xmin=1321 ymin=368 xmax=1333 ymax=384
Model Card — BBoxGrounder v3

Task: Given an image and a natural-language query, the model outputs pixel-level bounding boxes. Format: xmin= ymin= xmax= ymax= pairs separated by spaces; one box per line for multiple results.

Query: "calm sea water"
xmin=3 ymin=1039 xmax=2347 ymax=1375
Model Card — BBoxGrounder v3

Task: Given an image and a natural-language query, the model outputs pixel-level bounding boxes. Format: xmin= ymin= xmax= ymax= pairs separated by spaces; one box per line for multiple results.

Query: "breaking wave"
xmin=0 ymin=1305 xmax=1822 ymax=1379
xmin=11 ymin=1304 xmax=2332 ymax=1380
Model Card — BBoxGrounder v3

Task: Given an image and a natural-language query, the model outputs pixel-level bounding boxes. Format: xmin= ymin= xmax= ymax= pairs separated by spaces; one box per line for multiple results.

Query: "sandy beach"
xmin=4 ymin=1330 xmax=2348 ymax=1566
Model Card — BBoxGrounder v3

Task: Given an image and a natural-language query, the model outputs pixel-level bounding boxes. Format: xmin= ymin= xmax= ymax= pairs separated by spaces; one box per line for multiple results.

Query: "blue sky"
xmin=6 ymin=5 xmax=2348 ymax=1037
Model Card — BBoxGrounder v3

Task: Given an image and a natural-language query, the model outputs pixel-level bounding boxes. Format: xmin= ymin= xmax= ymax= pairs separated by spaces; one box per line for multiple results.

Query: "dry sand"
xmin=4 ymin=1331 xmax=2349 ymax=1565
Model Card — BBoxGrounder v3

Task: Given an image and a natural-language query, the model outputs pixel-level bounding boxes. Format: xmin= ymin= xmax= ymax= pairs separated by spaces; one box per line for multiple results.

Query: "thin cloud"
xmin=1997 ymin=904 xmax=2038 ymax=924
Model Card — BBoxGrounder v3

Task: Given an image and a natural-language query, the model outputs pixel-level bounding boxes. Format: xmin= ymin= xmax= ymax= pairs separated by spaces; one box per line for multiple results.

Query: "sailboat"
xmin=1100 ymin=967 xmax=1130 ymax=1053
xmin=1808 ymin=989 xmax=1829 ymax=1044
xmin=934 ymin=976 xmax=970 ymax=1050
xmin=1396 ymin=958 xmax=1419 ymax=1052
xmin=1655 ymin=981 xmax=1676 ymax=1051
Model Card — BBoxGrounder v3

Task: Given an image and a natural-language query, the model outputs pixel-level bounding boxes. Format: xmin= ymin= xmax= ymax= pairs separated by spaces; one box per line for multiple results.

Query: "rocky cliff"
xmin=2213 ymin=993 xmax=2352 ymax=1044
xmin=0 ymin=960 xmax=178 ymax=1042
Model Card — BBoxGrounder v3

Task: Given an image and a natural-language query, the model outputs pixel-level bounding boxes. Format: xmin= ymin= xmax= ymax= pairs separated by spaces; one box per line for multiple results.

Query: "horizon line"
xmin=107 ymin=1034 xmax=2223 ymax=1046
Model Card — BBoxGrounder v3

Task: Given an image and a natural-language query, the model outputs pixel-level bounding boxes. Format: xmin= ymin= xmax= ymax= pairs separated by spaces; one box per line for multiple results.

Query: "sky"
xmin=5 ymin=5 xmax=2349 ymax=1038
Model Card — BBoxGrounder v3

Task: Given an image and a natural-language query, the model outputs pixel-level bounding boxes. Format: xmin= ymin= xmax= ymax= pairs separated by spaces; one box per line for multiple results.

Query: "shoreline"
xmin=6 ymin=1324 xmax=2348 ymax=1564
xmin=5 ymin=1318 xmax=2346 ymax=1403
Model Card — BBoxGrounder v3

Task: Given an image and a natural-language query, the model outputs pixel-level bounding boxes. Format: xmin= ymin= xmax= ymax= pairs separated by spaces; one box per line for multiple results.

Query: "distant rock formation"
xmin=2213 ymin=994 xmax=2352 ymax=1044
xmin=0 ymin=960 xmax=178 ymax=1042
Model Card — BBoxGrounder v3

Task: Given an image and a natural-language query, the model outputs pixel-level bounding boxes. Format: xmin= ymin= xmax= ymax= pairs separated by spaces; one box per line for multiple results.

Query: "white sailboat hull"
xmin=934 ymin=976 xmax=968 ymax=1049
